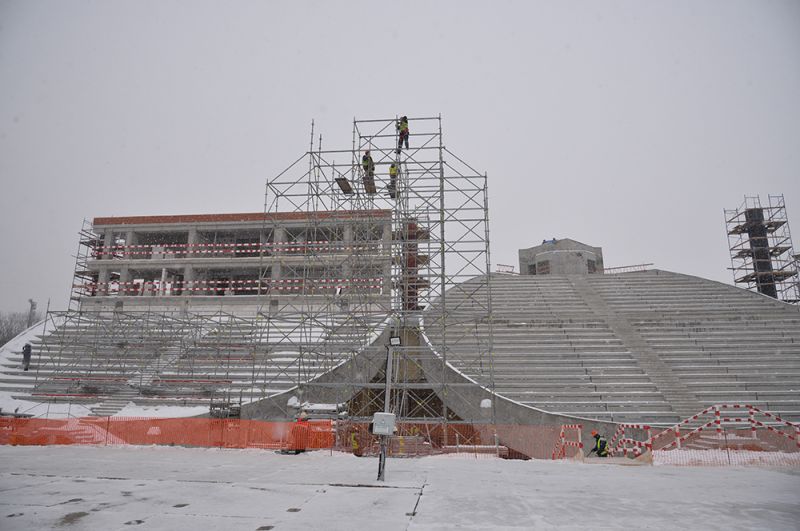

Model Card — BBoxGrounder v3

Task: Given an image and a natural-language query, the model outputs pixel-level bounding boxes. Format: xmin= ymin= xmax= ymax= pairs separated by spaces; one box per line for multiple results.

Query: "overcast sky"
xmin=0 ymin=1 xmax=798 ymax=313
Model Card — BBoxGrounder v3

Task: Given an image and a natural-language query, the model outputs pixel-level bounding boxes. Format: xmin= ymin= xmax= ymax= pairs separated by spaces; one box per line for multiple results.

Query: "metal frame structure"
xmin=725 ymin=194 xmax=799 ymax=304
xmin=70 ymin=219 xmax=100 ymax=312
xmin=23 ymin=116 xmax=493 ymax=426
xmin=260 ymin=115 xmax=495 ymax=426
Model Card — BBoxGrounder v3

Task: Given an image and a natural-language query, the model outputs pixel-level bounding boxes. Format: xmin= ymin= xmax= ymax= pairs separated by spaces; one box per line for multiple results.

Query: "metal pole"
xmin=378 ymin=344 xmax=393 ymax=481
xmin=437 ymin=115 xmax=449 ymax=440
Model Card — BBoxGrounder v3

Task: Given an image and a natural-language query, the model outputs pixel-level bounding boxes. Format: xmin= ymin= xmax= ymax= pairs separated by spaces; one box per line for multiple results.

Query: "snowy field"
xmin=1 ymin=446 xmax=798 ymax=530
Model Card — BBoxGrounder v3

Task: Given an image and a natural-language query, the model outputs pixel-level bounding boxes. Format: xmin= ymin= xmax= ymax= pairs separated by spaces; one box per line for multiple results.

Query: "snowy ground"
xmin=1 ymin=446 xmax=798 ymax=530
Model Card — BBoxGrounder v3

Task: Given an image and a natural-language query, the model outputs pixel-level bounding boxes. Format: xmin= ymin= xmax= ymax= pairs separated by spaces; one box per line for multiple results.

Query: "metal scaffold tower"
xmin=70 ymin=219 xmax=101 ymax=312
xmin=725 ymin=194 xmax=800 ymax=304
xmin=261 ymin=115 xmax=495 ymax=426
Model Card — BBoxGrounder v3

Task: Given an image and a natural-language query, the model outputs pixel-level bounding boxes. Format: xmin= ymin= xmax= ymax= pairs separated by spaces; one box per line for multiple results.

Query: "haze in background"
xmin=0 ymin=1 xmax=798 ymax=313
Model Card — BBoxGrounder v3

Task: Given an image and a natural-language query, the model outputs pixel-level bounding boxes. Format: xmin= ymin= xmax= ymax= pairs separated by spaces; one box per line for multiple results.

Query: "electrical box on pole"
xmin=372 ymin=412 xmax=396 ymax=436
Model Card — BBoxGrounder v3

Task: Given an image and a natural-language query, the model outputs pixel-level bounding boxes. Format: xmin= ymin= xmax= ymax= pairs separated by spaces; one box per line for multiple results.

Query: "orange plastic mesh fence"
xmin=655 ymin=426 xmax=799 ymax=452
xmin=4 ymin=418 xmax=796 ymax=465
xmin=654 ymin=427 xmax=800 ymax=466
xmin=0 ymin=417 xmax=334 ymax=450
xmin=0 ymin=418 xmax=560 ymax=458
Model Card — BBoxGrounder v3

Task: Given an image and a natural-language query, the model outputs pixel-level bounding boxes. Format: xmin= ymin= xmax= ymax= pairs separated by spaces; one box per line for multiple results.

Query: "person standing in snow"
xmin=22 ymin=343 xmax=32 ymax=371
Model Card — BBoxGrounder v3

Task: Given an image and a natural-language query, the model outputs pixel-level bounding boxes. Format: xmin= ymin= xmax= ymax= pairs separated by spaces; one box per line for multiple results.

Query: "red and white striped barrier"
xmin=611 ymin=404 xmax=800 ymax=457
xmin=90 ymin=240 xmax=388 ymax=258
xmin=551 ymin=424 xmax=583 ymax=460
xmin=608 ymin=423 xmax=653 ymax=457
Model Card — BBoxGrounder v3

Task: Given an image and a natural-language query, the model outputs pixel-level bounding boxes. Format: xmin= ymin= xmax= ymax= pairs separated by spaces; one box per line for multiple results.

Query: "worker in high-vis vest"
xmin=388 ymin=162 xmax=398 ymax=191
xmin=396 ymin=116 xmax=409 ymax=152
xmin=361 ymin=150 xmax=375 ymax=178
xmin=350 ymin=430 xmax=362 ymax=456
xmin=587 ymin=430 xmax=609 ymax=457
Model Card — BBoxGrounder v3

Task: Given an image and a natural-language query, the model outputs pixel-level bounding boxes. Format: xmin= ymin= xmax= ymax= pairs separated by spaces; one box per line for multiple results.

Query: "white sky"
xmin=0 ymin=1 xmax=798 ymax=313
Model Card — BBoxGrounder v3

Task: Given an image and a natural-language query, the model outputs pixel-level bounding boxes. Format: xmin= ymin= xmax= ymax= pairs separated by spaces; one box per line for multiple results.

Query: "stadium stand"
xmin=423 ymin=269 xmax=800 ymax=425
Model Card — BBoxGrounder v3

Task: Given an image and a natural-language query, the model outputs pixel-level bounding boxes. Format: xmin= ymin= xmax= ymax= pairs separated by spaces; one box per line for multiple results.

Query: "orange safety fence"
xmin=0 ymin=417 xmax=333 ymax=451
xmin=0 ymin=418 xmax=562 ymax=459
xmin=8 ymin=416 xmax=796 ymax=466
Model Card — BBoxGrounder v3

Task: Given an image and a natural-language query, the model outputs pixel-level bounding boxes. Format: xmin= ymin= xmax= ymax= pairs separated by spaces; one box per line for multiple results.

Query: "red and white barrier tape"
xmin=614 ymin=404 xmax=800 ymax=456
xmin=91 ymin=240 xmax=390 ymax=258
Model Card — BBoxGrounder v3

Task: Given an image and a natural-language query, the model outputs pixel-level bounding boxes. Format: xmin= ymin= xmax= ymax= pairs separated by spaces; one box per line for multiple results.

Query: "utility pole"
xmin=376 ymin=335 xmax=400 ymax=481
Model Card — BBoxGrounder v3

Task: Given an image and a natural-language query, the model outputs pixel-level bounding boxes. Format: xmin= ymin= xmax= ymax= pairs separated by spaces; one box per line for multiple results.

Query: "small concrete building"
xmin=518 ymin=238 xmax=604 ymax=275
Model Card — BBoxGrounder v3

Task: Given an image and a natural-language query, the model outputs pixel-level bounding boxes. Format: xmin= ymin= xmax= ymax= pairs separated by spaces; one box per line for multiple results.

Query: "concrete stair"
xmin=2 ymin=310 xmax=388 ymax=415
xmin=425 ymin=270 xmax=800 ymax=425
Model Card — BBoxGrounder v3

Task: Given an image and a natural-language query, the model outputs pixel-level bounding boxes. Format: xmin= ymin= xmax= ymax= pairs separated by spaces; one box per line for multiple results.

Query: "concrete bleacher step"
xmin=5 ymin=309 xmax=388 ymax=413
xmin=426 ymin=270 xmax=800 ymax=424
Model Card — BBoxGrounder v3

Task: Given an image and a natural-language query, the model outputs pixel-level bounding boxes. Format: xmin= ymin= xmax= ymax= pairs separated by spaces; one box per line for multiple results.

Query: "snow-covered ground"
xmin=0 ymin=446 xmax=798 ymax=530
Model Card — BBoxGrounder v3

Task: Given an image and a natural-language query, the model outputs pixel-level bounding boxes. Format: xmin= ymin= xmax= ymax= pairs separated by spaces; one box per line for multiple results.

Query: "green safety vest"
xmin=389 ymin=165 xmax=398 ymax=177
xmin=595 ymin=438 xmax=608 ymax=456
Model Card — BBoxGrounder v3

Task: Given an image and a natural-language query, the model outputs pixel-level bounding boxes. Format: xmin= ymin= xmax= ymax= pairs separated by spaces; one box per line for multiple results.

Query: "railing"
xmin=495 ymin=264 xmax=517 ymax=274
xmin=91 ymin=241 xmax=387 ymax=260
xmin=603 ymin=263 xmax=654 ymax=274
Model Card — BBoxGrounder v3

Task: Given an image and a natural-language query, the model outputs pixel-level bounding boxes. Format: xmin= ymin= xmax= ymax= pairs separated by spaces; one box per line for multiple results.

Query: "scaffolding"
xmin=260 ymin=115 xmax=495 ymax=426
xmin=21 ymin=116 xmax=493 ymax=426
xmin=725 ymin=194 xmax=800 ymax=304
xmin=70 ymin=219 xmax=101 ymax=312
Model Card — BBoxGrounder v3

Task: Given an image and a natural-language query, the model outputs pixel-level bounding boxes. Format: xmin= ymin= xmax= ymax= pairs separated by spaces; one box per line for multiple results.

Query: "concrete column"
xmin=119 ymin=266 xmax=131 ymax=296
xmin=97 ymin=268 xmax=109 ymax=296
xmin=125 ymin=231 xmax=136 ymax=259
xmin=342 ymin=224 xmax=354 ymax=279
xmin=187 ymin=228 xmax=198 ymax=258
xmin=272 ymin=227 xmax=286 ymax=281
xmin=184 ymin=265 xmax=195 ymax=296
xmin=160 ymin=268 xmax=168 ymax=295
xmin=103 ymin=229 xmax=114 ymax=260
